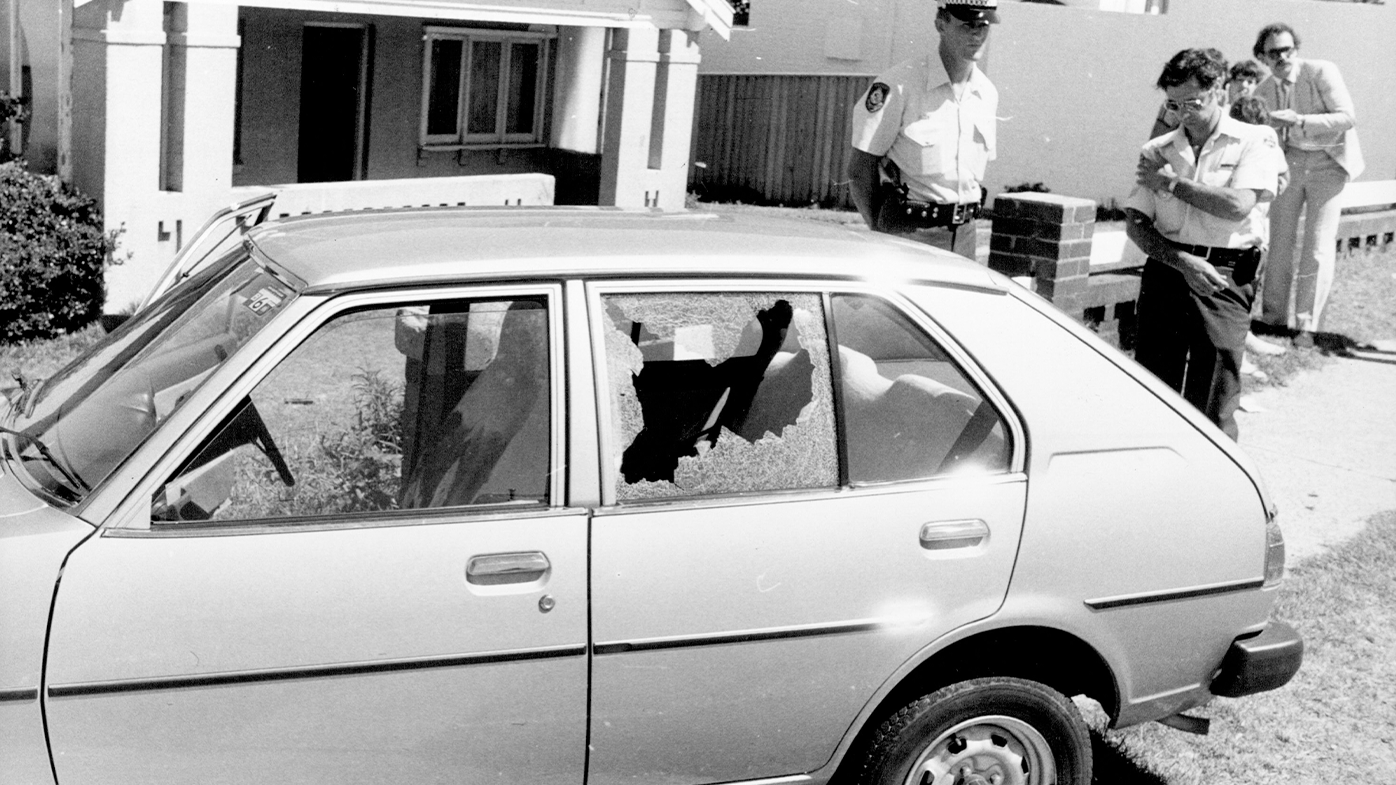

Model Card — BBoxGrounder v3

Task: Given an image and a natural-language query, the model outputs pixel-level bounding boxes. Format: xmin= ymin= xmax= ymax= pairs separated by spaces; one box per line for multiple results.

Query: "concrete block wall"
xmin=1336 ymin=209 xmax=1396 ymax=258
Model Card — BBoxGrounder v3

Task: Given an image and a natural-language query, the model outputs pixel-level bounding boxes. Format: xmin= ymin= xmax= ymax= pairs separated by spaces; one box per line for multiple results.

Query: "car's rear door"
xmin=584 ymin=282 xmax=1027 ymax=785
xmin=43 ymin=285 xmax=588 ymax=785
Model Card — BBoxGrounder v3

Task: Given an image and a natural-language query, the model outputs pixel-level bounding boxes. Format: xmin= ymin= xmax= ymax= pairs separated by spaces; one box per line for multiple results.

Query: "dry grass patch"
xmin=1087 ymin=511 xmax=1396 ymax=784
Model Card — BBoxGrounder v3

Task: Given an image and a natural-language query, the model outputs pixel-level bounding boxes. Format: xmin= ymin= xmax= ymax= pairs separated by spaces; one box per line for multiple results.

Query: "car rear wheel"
xmin=862 ymin=677 xmax=1091 ymax=785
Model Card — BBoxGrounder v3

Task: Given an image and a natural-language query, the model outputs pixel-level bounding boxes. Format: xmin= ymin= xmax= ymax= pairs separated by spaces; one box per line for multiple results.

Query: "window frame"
xmin=104 ymin=283 xmax=567 ymax=535
xmin=586 ymin=279 xmax=1024 ymax=509
xmin=419 ymin=26 xmax=554 ymax=149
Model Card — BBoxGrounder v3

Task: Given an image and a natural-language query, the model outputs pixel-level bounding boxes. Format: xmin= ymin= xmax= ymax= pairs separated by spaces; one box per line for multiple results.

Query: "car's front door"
xmin=585 ymin=283 xmax=1027 ymax=785
xmin=43 ymin=286 xmax=587 ymax=785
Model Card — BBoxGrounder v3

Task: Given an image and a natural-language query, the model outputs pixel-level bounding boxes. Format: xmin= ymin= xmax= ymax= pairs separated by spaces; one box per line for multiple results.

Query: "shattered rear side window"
xmin=603 ymin=292 xmax=837 ymax=501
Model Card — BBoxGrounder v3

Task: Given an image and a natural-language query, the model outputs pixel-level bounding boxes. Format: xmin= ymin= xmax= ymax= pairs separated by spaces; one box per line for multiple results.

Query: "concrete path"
xmin=1236 ymin=349 xmax=1396 ymax=562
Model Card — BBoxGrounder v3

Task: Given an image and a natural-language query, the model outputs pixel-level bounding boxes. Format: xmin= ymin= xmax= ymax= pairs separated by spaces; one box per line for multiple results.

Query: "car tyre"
xmin=861 ymin=676 xmax=1091 ymax=785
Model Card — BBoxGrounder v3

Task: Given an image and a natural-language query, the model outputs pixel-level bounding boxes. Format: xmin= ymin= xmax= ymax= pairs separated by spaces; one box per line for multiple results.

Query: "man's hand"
xmin=1177 ymin=252 xmax=1231 ymax=297
xmin=1268 ymin=109 xmax=1301 ymax=127
xmin=1135 ymin=156 xmax=1175 ymax=194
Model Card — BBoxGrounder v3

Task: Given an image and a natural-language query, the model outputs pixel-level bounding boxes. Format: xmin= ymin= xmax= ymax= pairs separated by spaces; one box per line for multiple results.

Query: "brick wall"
xmin=988 ymin=192 xmax=1096 ymax=319
xmin=988 ymin=192 xmax=1143 ymax=349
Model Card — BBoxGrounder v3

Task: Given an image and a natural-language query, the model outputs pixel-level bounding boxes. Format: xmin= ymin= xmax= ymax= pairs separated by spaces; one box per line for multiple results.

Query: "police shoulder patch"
xmin=865 ymin=83 xmax=890 ymax=113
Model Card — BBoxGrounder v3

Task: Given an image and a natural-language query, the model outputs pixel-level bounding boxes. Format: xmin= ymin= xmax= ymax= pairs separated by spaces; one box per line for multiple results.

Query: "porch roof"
xmin=108 ymin=0 xmax=734 ymax=38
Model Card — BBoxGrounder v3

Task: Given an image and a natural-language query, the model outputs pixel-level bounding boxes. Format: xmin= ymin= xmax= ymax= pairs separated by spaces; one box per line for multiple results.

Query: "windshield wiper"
xmin=0 ymin=425 xmax=90 ymax=493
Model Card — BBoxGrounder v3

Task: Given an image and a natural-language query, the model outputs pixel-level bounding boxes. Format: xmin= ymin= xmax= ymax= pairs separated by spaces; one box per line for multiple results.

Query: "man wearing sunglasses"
xmin=1250 ymin=23 xmax=1363 ymax=346
xmin=1125 ymin=49 xmax=1282 ymax=440
xmin=847 ymin=0 xmax=999 ymax=259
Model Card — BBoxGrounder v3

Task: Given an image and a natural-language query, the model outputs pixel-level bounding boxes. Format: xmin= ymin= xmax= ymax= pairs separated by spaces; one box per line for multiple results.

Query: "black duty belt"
xmin=896 ymin=199 xmax=981 ymax=227
xmin=875 ymin=197 xmax=981 ymax=234
xmin=1167 ymin=242 xmax=1261 ymax=267
xmin=1162 ymin=242 xmax=1262 ymax=286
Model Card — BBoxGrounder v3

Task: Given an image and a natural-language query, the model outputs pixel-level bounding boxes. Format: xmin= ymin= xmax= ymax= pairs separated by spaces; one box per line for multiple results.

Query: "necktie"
xmin=1276 ymin=81 xmax=1292 ymax=147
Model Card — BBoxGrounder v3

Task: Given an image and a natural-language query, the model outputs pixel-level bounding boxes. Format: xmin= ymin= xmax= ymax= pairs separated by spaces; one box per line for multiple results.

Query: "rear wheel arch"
xmin=827 ymin=625 xmax=1118 ymax=784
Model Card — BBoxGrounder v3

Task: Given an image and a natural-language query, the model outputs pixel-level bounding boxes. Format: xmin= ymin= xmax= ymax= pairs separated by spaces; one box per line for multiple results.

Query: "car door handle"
xmin=919 ymin=519 xmax=989 ymax=550
xmin=466 ymin=551 xmax=551 ymax=585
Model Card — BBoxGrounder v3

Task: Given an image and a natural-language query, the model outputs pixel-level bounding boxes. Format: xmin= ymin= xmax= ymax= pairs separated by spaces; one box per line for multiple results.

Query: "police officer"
xmin=1126 ymin=49 xmax=1281 ymax=441
xmin=847 ymin=0 xmax=999 ymax=259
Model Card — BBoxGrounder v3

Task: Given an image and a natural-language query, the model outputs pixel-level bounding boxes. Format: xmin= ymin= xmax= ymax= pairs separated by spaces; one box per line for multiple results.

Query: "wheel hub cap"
xmin=907 ymin=715 xmax=1058 ymax=785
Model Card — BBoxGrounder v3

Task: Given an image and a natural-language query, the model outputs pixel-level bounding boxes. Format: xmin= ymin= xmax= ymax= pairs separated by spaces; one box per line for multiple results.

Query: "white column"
xmin=598 ymin=27 xmax=658 ymax=208
xmin=650 ymin=29 xmax=700 ymax=211
xmin=168 ymin=2 xmax=238 ymax=196
xmin=550 ymin=25 xmax=604 ymax=155
xmin=70 ymin=0 xmax=165 ymax=309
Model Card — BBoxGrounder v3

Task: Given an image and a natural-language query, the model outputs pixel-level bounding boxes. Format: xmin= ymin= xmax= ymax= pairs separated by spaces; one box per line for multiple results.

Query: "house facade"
xmin=3 ymin=0 xmax=732 ymax=308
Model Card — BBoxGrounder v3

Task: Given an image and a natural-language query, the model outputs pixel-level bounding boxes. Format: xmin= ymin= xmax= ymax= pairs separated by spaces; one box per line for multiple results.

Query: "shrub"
xmin=0 ymin=161 xmax=111 ymax=343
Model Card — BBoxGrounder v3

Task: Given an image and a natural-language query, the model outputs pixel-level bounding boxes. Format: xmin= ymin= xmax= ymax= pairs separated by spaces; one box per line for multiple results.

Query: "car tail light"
xmin=1263 ymin=516 xmax=1286 ymax=587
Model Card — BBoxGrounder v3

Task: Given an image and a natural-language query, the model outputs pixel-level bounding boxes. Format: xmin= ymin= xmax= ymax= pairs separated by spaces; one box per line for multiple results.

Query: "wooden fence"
xmin=688 ymin=74 xmax=871 ymax=208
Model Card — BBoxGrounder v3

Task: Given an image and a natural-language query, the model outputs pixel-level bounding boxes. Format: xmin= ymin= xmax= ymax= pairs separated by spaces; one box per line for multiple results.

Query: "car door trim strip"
xmin=46 ymin=644 xmax=587 ymax=698
xmin=1084 ymin=578 xmax=1265 ymax=611
xmin=592 ymin=618 xmax=887 ymax=655
xmin=0 ymin=687 xmax=39 ymax=702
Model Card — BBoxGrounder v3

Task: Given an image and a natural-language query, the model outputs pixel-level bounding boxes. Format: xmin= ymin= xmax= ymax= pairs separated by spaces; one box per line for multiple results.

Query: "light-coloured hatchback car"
xmin=0 ymin=208 xmax=1300 ymax=785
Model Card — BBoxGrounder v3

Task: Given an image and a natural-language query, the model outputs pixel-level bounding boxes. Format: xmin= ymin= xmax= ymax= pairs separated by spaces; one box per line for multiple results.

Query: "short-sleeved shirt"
xmin=851 ymin=55 xmax=998 ymax=205
xmin=1126 ymin=115 xmax=1281 ymax=250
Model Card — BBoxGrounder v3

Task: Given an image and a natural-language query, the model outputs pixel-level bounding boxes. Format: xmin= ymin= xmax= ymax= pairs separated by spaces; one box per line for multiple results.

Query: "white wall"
xmin=699 ymin=0 xmax=1396 ymax=206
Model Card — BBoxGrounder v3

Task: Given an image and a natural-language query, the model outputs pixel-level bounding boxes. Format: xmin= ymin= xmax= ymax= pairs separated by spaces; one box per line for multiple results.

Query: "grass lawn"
xmin=1087 ymin=511 xmax=1396 ymax=784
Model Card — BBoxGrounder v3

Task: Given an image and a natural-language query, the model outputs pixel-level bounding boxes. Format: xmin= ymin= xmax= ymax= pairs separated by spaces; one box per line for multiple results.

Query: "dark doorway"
xmin=298 ymin=25 xmax=367 ymax=183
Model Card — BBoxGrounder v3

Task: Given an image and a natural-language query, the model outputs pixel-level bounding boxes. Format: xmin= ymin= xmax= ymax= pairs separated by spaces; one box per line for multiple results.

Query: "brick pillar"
xmin=988 ymin=193 xmax=1096 ymax=319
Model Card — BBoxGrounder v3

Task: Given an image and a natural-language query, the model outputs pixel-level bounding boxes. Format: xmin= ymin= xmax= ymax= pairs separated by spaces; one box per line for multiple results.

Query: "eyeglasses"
xmin=1164 ymin=96 xmax=1209 ymax=114
xmin=1263 ymin=45 xmax=1295 ymax=59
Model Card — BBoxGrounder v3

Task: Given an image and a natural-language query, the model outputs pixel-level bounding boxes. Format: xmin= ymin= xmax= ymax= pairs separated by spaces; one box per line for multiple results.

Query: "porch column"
xmin=165 ymin=2 xmax=238 ymax=197
xmin=70 ymin=0 xmax=163 ymax=210
xmin=598 ymin=27 xmax=658 ymax=208
xmin=650 ymin=29 xmax=700 ymax=211
xmin=551 ymin=26 xmax=604 ymax=154
xmin=70 ymin=0 xmax=164 ymax=308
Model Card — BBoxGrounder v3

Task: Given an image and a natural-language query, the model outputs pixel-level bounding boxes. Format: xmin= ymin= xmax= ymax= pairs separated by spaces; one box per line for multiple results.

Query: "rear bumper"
xmin=1210 ymin=619 xmax=1304 ymax=698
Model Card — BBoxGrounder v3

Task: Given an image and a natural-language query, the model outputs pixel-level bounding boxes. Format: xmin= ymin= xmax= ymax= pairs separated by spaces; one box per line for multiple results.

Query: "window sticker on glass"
xmin=242 ymin=284 xmax=288 ymax=316
xmin=603 ymin=292 xmax=837 ymax=501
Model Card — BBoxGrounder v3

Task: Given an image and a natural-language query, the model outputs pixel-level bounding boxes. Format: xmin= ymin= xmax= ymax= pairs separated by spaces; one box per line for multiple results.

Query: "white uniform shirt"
xmin=1127 ymin=115 xmax=1280 ymax=250
xmin=851 ymin=54 xmax=998 ymax=205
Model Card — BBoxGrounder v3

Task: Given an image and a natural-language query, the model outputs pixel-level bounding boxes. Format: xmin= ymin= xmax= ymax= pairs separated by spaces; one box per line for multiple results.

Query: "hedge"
xmin=0 ymin=161 xmax=110 ymax=343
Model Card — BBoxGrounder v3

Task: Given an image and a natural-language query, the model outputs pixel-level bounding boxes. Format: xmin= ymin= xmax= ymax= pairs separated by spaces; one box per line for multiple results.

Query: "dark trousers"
xmin=1135 ymin=258 xmax=1253 ymax=440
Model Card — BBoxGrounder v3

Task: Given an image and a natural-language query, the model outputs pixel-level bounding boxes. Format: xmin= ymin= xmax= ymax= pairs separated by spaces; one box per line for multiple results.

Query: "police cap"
xmin=937 ymin=0 xmax=1000 ymax=25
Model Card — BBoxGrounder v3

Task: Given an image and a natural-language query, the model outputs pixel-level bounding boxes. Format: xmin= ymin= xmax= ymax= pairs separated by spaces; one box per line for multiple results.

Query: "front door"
xmin=298 ymin=24 xmax=367 ymax=182
xmin=585 ymin=284 xmax=1027 ymax=784
xmin=43 ymin=287 xmax=585 ymax=784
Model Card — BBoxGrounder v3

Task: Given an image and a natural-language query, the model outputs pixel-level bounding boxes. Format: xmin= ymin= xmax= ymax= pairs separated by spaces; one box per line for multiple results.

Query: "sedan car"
xmin=0 ymin=207 xmax=1300 ymax=785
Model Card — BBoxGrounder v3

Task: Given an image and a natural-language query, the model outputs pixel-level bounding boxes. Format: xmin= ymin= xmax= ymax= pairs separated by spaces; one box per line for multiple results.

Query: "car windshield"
xmin=3 ymin=251 xmax=296 ymax=505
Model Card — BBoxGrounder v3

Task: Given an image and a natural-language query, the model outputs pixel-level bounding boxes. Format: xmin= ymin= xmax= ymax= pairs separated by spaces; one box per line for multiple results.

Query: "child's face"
xmin=1227 ymin=78 xmax=1258 ymax=102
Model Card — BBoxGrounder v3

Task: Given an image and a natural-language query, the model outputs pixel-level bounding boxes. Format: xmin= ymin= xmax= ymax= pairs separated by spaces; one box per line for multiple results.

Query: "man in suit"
xmin=1251 ymin=23 xmax=1364 ymax=345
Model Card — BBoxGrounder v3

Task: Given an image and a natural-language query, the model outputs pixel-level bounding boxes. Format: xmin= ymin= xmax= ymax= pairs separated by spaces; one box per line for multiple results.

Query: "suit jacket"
xmin=1255 ymin=58 xmax=1364 ymax=179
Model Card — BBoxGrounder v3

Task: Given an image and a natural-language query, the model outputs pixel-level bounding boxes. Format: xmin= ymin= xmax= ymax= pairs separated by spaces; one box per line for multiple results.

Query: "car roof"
xmin=246 ymin=206 xmax=1010 ymax=295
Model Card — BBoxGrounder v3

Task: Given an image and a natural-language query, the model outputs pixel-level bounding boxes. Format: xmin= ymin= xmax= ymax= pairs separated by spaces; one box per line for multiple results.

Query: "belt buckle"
xmin=952 ymin=203 xmax=969 ymax=224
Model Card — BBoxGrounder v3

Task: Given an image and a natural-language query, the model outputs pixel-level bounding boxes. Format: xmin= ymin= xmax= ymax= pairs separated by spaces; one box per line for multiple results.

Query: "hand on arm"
xmin=1124 ymin=208 xmax=1230 ymax=297
xmin=1135 ymin=156 xmax=1257 ymax=221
